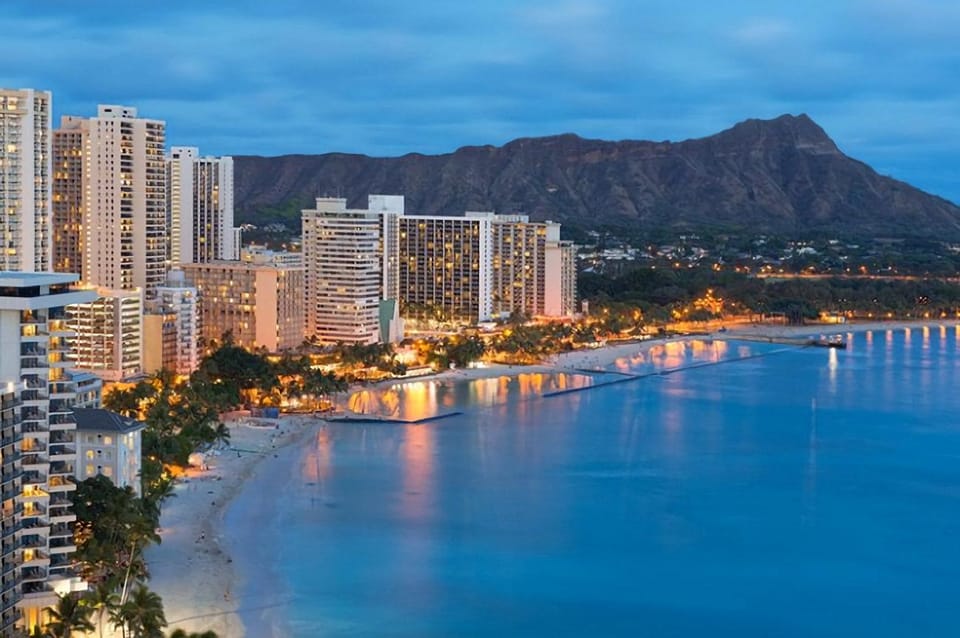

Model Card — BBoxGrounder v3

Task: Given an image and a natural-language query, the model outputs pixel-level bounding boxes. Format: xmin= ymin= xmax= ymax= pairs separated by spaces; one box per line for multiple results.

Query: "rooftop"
xmin=73 ymin=408 xmax=145 ymax=434
xmin=0 ymin=271 xmax=81 ymax=287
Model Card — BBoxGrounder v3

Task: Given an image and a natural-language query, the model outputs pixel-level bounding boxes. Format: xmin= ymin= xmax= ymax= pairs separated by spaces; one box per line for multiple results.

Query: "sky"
xmin=5 ymin=0 xmax=960 ymax=202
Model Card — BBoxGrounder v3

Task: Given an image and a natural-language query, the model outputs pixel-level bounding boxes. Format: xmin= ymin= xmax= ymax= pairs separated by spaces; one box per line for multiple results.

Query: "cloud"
xmin=1 ymin=0 xmax=959 ymax=201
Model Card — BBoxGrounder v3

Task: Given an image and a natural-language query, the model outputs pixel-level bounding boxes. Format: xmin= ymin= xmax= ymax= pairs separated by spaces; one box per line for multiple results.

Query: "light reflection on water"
xmin=225 ymin=325 xmax=960 ymax=637
xmin=346 ymin=371 xmax=599 ymax=421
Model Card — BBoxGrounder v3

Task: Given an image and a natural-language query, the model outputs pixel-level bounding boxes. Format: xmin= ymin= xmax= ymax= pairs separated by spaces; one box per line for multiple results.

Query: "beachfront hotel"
xmin=0 ymin=273 xmax=94 ymax=631
xmin=0 ymin=382 xmax=24 ymax=634
xmin=301 ymin=195 xmax=575 ymax=341
xmin=166 ymin=146 xmax=238 ymax=265
xmin=544 ymin=223 xmax=577 ymax=317
xmin=73 ymin=408 xmax=144 ymax=496
xmin=301 ymin=196 xmax=403 ymax=345
xmin=182 ymin=247 xmax=305 ymax=352
xmin=0 ymin=88 xmax=52 ymax=273
xmin=396 ymin=212 xmax=493 ymax=323
xmin=55 ymin=105 xmax=167 ymax=297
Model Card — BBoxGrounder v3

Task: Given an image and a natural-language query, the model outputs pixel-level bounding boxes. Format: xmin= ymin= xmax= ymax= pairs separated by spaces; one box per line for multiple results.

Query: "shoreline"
xmin=147 ymin=318 xmax=957 ymax=636
xmin=146 ymin=416 xmax=318 ymax=637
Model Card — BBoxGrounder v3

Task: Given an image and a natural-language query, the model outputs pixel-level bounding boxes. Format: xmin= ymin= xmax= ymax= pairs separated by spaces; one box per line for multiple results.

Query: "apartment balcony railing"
xmin=20 ymin=453 xmax=47 ymax=467
xmin=21 ymin=567 xmax=46 ymax=582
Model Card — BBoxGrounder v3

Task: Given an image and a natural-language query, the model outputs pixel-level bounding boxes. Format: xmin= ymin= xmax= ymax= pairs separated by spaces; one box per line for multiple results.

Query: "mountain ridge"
xmin=234 ymin=115 xmax=960 ymax=239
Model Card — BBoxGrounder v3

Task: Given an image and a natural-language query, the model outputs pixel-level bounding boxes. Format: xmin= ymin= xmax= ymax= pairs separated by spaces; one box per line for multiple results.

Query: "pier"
xmin=726 ymin=335 xmax=847 ymax=349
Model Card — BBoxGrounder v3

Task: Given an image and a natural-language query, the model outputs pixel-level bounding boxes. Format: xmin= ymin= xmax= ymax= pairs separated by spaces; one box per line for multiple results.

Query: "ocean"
xmin=224 ymin=327 xmax=960 ymax=637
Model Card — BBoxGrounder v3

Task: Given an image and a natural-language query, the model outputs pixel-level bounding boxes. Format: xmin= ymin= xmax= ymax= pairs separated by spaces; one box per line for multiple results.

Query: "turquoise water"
xmin=225 ymin=327 xmax=960 ymax=637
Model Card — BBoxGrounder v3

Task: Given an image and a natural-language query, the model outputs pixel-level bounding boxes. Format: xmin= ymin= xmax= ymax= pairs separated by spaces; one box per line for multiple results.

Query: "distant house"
xmin=73 ymin=408 xmax=144 ymax=496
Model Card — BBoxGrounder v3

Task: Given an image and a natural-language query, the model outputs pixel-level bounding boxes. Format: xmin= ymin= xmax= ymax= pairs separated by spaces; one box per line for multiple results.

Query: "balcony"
xmin=19 ymin=357 xmax=49 ymax=371
xmin=49 ymin=462 xmax=73 ymax=476
xmin=20 ymin=567 xmax=46 ymax=582
xmin=21 ymin=453 xmax=47 ymax=467
xmin=21 ymin=471 xmax=46 ymax=486
xmin=21 ymin=515 xmax=48 ymax=532
xmin=21 ymin=551 xmax=50 ymax=570
xmin=48 ymin=536 xmax=74 ymax=554
xmin=21 ymin=409 xmax=47 ymax=423
xmin=47 ymin=475 xmax=74 ymax=492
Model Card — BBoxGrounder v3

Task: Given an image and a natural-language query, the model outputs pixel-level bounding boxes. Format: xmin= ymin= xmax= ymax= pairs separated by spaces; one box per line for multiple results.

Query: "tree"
xmin=72 ymin=476 xmax=161 ymax=588
xmin=114 ymin=585 xmax=166 ymax=638
xmin=168 ymin=630 xmax=219 ymax=638
xmin=84 ymin=580 xmax=120 ymax=638
xmin=212 ymin=422 xmax=231 ymax=449
xmin=45 ymin=593 xmax=95 ymax=638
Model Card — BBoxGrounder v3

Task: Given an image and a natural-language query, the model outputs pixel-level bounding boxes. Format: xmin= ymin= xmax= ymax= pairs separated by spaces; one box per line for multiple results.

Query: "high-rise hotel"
xmin=55 ymin=105 xmax=167 ymax=296
xmin=0 ymin=273 xmax=95 ymax=631
xmin=166 ymin=146 xmax=238 ymax=265
xmin=302 ymin=195 xmax=576 ymax=342
xmin=53 ymin=105 xmax=169 ymax=380
xmin=0 ymin=89 xmax=52 ymax=272
xmin=302 ymin=196 xmax=403 ymax=345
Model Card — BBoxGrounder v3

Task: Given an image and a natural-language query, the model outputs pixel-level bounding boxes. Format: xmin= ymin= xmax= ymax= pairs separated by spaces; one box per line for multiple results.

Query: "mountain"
xmin=233 ymin=114 xmax=960 ymax=239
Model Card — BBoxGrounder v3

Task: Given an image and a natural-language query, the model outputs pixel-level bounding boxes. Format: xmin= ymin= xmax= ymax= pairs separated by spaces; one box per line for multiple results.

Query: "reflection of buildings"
xmin=0 ymin=273 xmax=93 ymax=630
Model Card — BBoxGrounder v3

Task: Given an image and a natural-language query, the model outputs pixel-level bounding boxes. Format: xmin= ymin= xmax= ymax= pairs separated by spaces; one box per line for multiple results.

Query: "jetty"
xmin=724 ymin=334 xmax=847 ymax=349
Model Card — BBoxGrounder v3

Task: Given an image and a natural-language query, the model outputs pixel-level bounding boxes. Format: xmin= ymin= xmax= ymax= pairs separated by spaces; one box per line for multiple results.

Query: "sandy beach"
xmin=146 ymin=318 xmax=959 ymax=636
xmin=146 ymin=415 xmax=318 ymax=637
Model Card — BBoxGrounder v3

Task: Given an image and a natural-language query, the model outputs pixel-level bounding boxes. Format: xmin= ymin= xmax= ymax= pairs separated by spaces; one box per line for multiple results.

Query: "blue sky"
xmin=6 ymin=0 xmax=960 ymax=202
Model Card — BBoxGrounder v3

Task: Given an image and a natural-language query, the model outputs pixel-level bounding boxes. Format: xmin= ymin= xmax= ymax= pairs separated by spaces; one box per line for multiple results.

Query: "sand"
xmin=146 ymin=318 xmax=959 ymax=636
xmin=145 ymin=415 xmax=317 ymax=637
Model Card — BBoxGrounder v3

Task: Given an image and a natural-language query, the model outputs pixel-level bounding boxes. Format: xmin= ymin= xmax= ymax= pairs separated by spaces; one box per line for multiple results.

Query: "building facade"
xmin=51 ymin=119 xmax=84 ymax=275
xmin=67 ymin=288 xmax=144 ymax=382
xmin=144 ymin=270 xmax=199 ymax=375
xmin=301 ymin=197 xmax=389 ymax=344
xmin=0 ymin=273 xmax=94 ymax=630
xmin=300 ymin=195 xmax=575 ymax=339
xmin=67 ymin=105 xmax=166 ymax=296
xmin=73 ymin=409 xmax=143 ymax=496
xmin=396 ymin=213 xmax=493 ymax=324
xmin=0 ymin=89 xmax=52 ymax=272
xmin=166 ymin=147 xmax=236 ymax=265
xmin=544 ymin=225 xmax=576 ymax=317
xmin=182 ymin=255 xmax=304 ymax=352
xmin=0 ymin=383 xmax=23 ymax=635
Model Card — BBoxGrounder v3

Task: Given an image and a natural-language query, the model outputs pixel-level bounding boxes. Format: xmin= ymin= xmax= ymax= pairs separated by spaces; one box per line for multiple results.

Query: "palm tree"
xmin=114 ymin=584 xmax=166 ymax=638
xmin=84 ymin=580 xmax=120 ymax=638
xmin=212 ymin=422 xmax=231 ymax=450
xmin=45 ymin=593 xmax=95 ymax=638
xmin=168 ymin=630 xmax=219 ymax=638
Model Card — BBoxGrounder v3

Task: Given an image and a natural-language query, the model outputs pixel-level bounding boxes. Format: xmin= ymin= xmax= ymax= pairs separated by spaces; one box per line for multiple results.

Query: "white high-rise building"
xmin=544 ymin=223 xmax=577 ymax=317
xmin=0 ymin=89 xmax=52 ymax=272
xmin=0 ymin=273 xmax=94 ymax=631
xmin=302 ymin=197 xmax=392 ymax=345
xmin=72 ymin=105 xmax=166 ymax=296
xmin=166 ymin=147 xmax=236 ymax=265
xmin=67 ymin=288 xmax=144 ymax=382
